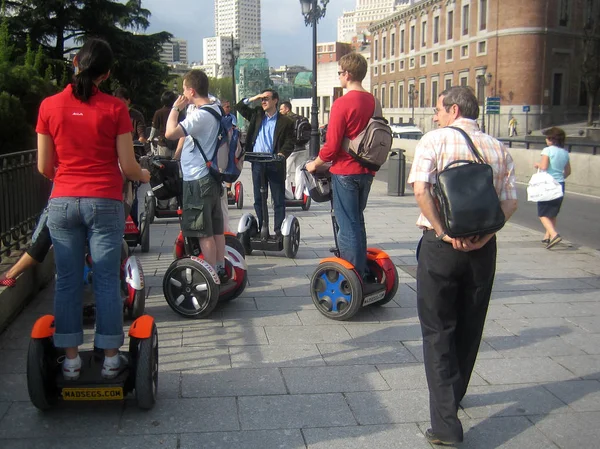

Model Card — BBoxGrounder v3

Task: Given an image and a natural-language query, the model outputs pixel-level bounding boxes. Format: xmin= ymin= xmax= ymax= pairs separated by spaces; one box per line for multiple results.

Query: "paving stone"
xmin=158 ymin=371 xmax=181 ymax=399
xmin=0 ymin=401 xmax=10 ymax=420
xmin=0 ymin=350 xmax=26 ymax=374
xmin=494 ymin=318 xmax=578 ymax=337
xmin=543 ymin=380 xmax=600 ymax=412
xmin=220 ymin=310 xmax=303 ymax=326
xmin=296 ymin=309 xmax=380 ymax=326
xmin=552 ymin=355 xmax=600 ymax=380
xmin=119 ymin=397 xmax=238 ymax=434
xmin=238 ymin=393 xmax=356 ymax=430
xmin=565 ymin=316 xmax=600 ymax=333
xmin=317 ymin=341 xmax=417 ymax=365
xmin=179 ymin=429 xmax=305 ymax=449
xmin=461 ymin=384 xmax=569 ymax=418
xmin=507 ymin=303 xmax=594 ymax=318
xmin=0 ymin=401 xmax=122 ymax=439
xmin=368 ymin=306 xmax=420 ymax=323
xmin=181 ymin=367 xmax=286 ymax=397
xmin=230 ymin=344 xmax=325 ymax=368
xmin=281 ymin=365 xmax=389 ymax=394
xmin=484 ymin=336 xmax=585 ymax=358
xmin=560 ymin=332 xmax=600 ymax=355
xmin=0 ymin=374 xmax=29 ymax=401
xmin=345 ymin=389 xmax=431 ymax=425
xmin=343 ymin=323 xmax=422 ymax=342
xmin=182 ymin=324 xmax=268 ymax=346
xmin=158 ymin=346 xmax=231 ymax=372
xmin=378 ymin=363 xmax=487 ymax=391
xmin=265 ymin=325 xmax=352 ymax=345
xmin=530 ymin=412 xmax=600 ymax=449
xmin=0 ymin=435 xmax=178 ymax=449
xmin=474 ymin=357 xmax=575 ymax=384
xmin=254 ymin=295 xmax=314 ymax=311
xmin=303 ymin=423 xmax=432 ymax=449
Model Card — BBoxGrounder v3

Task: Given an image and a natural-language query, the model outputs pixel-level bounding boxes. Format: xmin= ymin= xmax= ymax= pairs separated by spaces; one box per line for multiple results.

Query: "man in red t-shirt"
xmin=306 ymin=53 xmax=375 ymax=278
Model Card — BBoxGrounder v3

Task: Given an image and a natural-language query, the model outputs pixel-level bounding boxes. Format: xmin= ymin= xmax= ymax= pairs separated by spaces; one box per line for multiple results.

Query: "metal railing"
xmin=499 ymin=138 xmax=600 ymax=155
xmin=0 ymin=150 xmax=52 ymax=265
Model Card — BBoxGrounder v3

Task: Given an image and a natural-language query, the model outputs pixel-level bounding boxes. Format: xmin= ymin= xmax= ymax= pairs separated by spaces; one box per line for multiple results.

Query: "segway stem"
xmin=260 ymin=168 xmax=270 ymax=241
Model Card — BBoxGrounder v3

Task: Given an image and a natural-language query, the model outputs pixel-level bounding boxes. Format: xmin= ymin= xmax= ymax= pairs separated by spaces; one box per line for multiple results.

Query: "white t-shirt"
xmin=179 ymin=103 xmax=221 ymax=181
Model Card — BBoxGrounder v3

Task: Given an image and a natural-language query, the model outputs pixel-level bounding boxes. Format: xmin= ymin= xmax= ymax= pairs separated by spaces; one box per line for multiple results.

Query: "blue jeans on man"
xmin=47 ymin=197 xmax=125 ymax=350
xmin=251 ymin=161 xmax=286 ymax=234
xmin=332 ymin=174 xmax=374 ymax=277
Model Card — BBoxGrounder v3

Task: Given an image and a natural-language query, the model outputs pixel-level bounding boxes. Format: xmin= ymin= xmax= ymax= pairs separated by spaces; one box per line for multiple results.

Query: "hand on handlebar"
xmin=140 ymin=169 xmax=151 ymax=184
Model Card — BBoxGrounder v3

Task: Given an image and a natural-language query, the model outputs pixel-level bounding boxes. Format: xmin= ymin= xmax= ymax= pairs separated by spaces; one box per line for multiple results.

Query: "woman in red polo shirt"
xmin=37 ymin=38 xmax=150 ymax=380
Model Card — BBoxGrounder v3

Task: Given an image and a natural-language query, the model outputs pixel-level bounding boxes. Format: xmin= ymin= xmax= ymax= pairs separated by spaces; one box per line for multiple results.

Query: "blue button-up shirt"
xmin=254 ymin=111 xmax=278 ymax=153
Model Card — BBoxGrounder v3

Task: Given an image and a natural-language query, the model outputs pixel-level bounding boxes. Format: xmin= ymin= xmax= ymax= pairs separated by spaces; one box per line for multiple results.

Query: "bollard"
xmin=387 ymin=149 xmax=406 ymax=196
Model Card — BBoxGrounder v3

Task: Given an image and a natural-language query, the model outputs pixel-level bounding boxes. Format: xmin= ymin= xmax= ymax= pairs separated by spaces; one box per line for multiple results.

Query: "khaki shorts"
xmin=182 ymin=176 xmax=224 ymax=238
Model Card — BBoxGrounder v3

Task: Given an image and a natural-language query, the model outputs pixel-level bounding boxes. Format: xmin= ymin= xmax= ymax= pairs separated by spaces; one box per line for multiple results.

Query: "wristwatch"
xmin=172 ymin=106 xmax=181 ymax=112
xmin=436 ymin=232 xmax=447 ymax=241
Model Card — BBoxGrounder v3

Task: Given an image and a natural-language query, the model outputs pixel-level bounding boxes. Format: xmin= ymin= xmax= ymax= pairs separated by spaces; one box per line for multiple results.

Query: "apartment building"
xmin=369 ymin=0 xmax=594 ymax=135
xmin=160 ymin=38 xmax=188 ymax=65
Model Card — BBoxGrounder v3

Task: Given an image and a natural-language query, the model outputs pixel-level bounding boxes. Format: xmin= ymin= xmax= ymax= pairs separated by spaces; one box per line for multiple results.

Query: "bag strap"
xmin=342 ymin=95 xmax=380 ymax=150
xmin=190 ymin=104 xmax=224 ymax=164
xmin=447 ymin=126 xmax=487 ymax=164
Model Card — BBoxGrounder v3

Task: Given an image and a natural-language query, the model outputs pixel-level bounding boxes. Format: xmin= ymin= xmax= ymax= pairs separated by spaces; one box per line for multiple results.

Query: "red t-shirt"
xmin=318 ymin=90 xmax=376 ymax=176
xmin=36 ymin=84 xmax=132 ymax=201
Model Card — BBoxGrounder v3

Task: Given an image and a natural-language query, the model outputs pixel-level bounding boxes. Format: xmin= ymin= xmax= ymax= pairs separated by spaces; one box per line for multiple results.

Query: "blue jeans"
xmin=47 ymin=197 xmax=125 ymax=349
xmin=251 ymin=161 xmax=286 ymax=233
xmin=332 ymin=174 xmax=374 ymax=277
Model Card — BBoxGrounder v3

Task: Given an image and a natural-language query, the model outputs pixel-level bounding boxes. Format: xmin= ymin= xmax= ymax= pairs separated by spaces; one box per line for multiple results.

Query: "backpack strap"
xmin=342 ymin=94 xmax=379 ymax=150
xmin=190 ymin=105 xmax=223 ymax=165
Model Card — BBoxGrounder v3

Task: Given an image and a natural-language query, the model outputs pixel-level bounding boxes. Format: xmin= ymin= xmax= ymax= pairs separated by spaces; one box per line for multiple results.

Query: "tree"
xmin=582 ymin=0 xmax=600 ymax=125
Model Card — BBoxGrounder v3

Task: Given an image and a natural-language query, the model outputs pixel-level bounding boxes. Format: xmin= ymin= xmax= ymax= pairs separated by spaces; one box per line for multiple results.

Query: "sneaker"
xmin=217 ymin=266 xmax=230 ymax=284
xmin=101 ymin=353 xmax=128 ymax=379
xmin=61 ymin=354 xmax=82 ymax=381
xmin=425 ymin=429 xmax=463 ymax=446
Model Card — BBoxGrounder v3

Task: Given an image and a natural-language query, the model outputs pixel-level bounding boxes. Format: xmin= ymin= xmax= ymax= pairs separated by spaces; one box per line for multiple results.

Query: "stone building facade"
xmin=369 ymin=0 xmax=595 ymax=136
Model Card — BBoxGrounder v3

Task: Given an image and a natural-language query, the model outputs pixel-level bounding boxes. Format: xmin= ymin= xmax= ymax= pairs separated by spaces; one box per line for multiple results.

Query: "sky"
xmin=141 ymin=0 xmax=356 ymax=68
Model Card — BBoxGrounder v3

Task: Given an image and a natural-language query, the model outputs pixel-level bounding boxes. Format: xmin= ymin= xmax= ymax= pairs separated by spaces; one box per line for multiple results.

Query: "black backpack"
xmin=294 ymin=116 xmax=311 ymax=145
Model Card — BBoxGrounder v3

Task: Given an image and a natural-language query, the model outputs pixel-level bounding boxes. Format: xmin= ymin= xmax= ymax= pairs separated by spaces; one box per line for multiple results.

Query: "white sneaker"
xmin=61 ymin=355 xmax=82 ymax=380
xmin=101 ymin=353 xmax=128 ymax=379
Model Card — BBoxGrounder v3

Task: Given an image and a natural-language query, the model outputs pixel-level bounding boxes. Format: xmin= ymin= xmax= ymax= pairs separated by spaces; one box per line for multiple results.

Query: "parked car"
xmin=390 ymin=124 xmax=423 ymax=140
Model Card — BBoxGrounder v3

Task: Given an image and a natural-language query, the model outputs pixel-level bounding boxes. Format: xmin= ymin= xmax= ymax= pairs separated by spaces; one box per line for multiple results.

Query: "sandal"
xmin=546 ymin=234 xmax=562 ymax=249
xmin=0 ymin=277 xmax=17 ymax=287
xmin=541 ymin=239 xmax=550 ymax=244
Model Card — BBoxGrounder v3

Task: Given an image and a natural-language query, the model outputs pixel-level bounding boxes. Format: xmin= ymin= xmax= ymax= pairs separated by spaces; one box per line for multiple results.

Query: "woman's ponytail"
xmin=72 ymin=70 xmax=95 ymax=102
xmin=70 ymin=38 xmax=114 ymax=103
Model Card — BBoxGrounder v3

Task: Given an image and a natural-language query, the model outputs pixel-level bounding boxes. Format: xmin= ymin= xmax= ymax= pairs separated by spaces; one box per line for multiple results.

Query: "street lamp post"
xmin=476 ymin=71 xmax=493 ymax=133
xmin=408 ymin=85 xmax=418 ymax=125
xmin=300 ymin=0 xmax=329 ymax=157
xmin=230 ymin=35 xmax=240 ymax=104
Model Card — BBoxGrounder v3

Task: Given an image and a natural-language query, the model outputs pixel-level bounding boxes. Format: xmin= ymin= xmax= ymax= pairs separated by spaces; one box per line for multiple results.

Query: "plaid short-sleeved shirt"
xmin=407 ymin=118 xmax=517 ymax=229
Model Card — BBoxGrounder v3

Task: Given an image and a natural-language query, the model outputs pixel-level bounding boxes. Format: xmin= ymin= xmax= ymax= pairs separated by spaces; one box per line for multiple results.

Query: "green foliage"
xmin=34 ymin=45 xmax=44 ymax=75
xmin=207 ymin=77 xmax=235 ymax=103
xmin=0 ymin=1 xmax=12 ymax=64
xmin=25 ymin=35 xmax=35 ymax=67
xmin=0 ymin=91 xmax=34 ymax=154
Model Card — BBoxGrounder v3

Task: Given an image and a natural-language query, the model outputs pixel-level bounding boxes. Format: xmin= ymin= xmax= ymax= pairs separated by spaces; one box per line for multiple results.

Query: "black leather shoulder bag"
xmin=433 ymin=126 xmax=506 ymax=238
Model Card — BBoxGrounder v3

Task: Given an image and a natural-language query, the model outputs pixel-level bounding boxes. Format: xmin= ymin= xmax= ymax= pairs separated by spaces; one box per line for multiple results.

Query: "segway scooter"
xmin=237 ymin=153 xmax=301 ymax=258
xmin=143 ymin=157 xmax=247 ymax=318
xmin=144 ymin=156 xmax=181 ymax=224
xmin=305 ymin=164 xmax=399 ymax=321
xmin=124 ymin=141 xmax=151 ymax=252
xmin=227 ymin=181 xmax=244 ymax=209
xmin=27 ymin=315 xmax=158 ymax=410
xmin=285 ymin=186 xmax=311 ymax=211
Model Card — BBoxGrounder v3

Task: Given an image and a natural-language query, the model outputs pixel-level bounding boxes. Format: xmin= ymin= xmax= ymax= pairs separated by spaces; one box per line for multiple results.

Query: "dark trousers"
xmin=251 ymin=161 xmax=286 ymax=234
xmin=417 ymin=230 xmax=497 ymax=441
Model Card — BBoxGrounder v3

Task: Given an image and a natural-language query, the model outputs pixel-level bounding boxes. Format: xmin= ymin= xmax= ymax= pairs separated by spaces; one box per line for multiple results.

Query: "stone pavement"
xmin=1 ymin=167 xmax=600 ymax=449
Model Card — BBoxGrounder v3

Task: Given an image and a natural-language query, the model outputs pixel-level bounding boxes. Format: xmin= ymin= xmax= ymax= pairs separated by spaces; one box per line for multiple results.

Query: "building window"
xmin=445 ymin=77 xmax=452 ymax=90
xmin=433 ymin=52 xmax=439 ymax=64
xmin=391 ymin=62 xmax=395 ymax=72
xmin=391 ymin=33 xmax=395 ymax=56
xmin=433 ymin=16 xmax=440 ymax=44
xmin=462 ymin=4 xmax=470 ymax=35
xmin=382 ymin=64 xmax=386 ymax=74
xmin=420 ymin=55 xmax=427 ymax=66
xmin=446 ymin=48 xmax=453 ymax=61
xmin=447 ymin=10 xmax=454 ymax=40
xmin=400 ymin=60 xmax=405 ymax=70
xmin=552 ymin=73 xmax=563 ymax=105
xmin=461 ymin=44 xmax=469 ymax=58
xmin=383 ymin=36 xmax=387 ymax=59
xmin=479 ymin=0 xmax=487 ymax=30
xmin=381 ymin=87 xmax=386 ymax=108
xmin=432 ymin=80 xmax=438 ymax=107
xmin=559 ymin=0 xmax=569 ymax=26
xmin=399 ymin=84 xmax=404 ymax=107
xmin=422 ymin=20 xmax=427 ymax=46
xmin=410 ymin=25 xmax=415 ymax=50
xmin=374 ymin=88 xmax=378 ymax=100
xmin=409 ymin=57 xmax=415 ymax=68
xmin=400 ymin=29 xmax=405 ymax=53
xmin=477 ymin=40 xmax=487 ymax=55
xmin=460 ymin=74 xmax=468 ymax=87
xmin=390 ymin=85 xmax=394 ymax=108
xmin=375 ymin=39 xmax=378 ymax=60
xmin=419 ymin=81 xmax=426 ymax=107
xmin=374 ymin=66 xmax=378 ymax=75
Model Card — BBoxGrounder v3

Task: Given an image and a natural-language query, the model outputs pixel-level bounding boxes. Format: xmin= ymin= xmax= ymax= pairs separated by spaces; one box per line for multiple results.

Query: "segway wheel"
xmin=225 ymin=233 xmax=246 ymax=258
xmin=236 ymin=182 xmax=244 ymax=209
xmin=283 ymin=217 xmax=300 ymax=259
xmin=140 ymin=212 xmax=150 ymax=253
xmin=301 ymin=194 xmax=311 ymax=211
xmin=163 ymin=258 xmax=220 ymax=318
xmin=27 ymin=338 xmax=58 ymax=410
xmin=133 ymin=323 xmax=158 ymax=410
xmin=146 ymin=196 xmax=156 ymax=224
xmin=310 ymin=261 xmax=363 ymax=321
xmin=366 ymin=256 xmax=399 ymax=307
xmin=128 ymin=288 xmax=146 ymax=319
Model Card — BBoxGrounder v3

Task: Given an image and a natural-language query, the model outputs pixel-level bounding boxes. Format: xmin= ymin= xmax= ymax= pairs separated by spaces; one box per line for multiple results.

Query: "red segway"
xmin=305 ymin=163 xmax=399 ymax=321
xmin=227 ymin=181 xmax=244 ymax=209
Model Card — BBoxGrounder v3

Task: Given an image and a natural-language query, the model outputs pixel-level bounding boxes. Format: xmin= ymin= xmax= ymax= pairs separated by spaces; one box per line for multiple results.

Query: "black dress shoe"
xmin=425 ymin=429 xmax=463 ymax=446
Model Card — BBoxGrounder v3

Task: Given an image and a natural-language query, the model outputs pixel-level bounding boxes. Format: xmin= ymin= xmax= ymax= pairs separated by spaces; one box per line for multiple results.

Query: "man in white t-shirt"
xmin=165 ymin=70 xmax=227 ymax=281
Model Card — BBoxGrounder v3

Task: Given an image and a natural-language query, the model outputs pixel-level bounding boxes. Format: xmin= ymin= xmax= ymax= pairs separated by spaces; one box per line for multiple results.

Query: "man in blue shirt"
xmin=165 ymin=70 xmax=227 ymax=281
xmin=236 ymin=89 xmax=294 ymax=237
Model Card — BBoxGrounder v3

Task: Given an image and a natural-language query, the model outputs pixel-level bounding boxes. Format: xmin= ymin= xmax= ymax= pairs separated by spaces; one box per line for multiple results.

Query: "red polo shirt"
xmin=36 ymin=84 xmax=132 ymax=201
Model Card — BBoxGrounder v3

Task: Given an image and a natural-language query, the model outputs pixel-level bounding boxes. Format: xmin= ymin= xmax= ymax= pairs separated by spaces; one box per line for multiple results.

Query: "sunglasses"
xmin=261 ymin=97 xmax=273 ymax=102
xmin=338 ymin=71 xmax=347 ymax=76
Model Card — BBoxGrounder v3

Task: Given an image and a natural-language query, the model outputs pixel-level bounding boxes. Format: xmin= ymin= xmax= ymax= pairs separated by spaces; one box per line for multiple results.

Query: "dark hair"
xmin=113 ymin=87 xmax=130 ymax=100
xmin=183 ymin=70 xmax=209 ymax=97
xmin=543 ymin=126 xmax=566 ymax=148
xmin=262 ymin=88 xmax=279 ymax=105
xmin=280 ymin=101 xmax=292 ymax=110
xmin=439 ymin=86 xmax=479 ymax=120
xmin=161 ymin=91 xmax=176 ymax=107
xmin=72 ymin=38 xmax=114 ymax=102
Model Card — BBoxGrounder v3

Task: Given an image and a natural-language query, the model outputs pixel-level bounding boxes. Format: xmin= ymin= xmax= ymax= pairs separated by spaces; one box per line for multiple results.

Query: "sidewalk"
xmin=1 ymin=167 xmax=599 ymax=449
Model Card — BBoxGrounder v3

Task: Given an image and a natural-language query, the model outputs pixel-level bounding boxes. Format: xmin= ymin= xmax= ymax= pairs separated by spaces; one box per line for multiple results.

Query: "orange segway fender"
xmin=319 ymin=257 xmax=355 ymax=271
xmin=367 ymin=248 xmax=396 ymax=292
xmin=128 ymin=315 xmax=155 ymax=339
xmin=31 ymin=315 xmax=55 ymax=339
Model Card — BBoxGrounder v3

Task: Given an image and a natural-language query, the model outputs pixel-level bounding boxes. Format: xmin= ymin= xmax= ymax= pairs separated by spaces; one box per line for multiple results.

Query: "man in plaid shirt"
xmin=407 ymin=86 xmax=517 ymax=446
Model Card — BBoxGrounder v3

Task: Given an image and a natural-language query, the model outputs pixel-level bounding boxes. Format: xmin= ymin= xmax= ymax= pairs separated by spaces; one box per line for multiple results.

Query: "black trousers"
xmin=417 ymin=230 xmax=497 ymax=441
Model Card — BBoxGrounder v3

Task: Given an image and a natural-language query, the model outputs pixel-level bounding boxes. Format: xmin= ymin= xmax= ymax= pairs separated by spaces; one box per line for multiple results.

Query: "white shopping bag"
xmin=527 ymin=170 xmax=563 ymax=202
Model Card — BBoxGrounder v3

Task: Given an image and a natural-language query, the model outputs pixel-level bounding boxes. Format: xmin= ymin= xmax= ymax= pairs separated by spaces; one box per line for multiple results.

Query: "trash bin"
xmin=387 ymin=149 xmax=406 ymax=196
